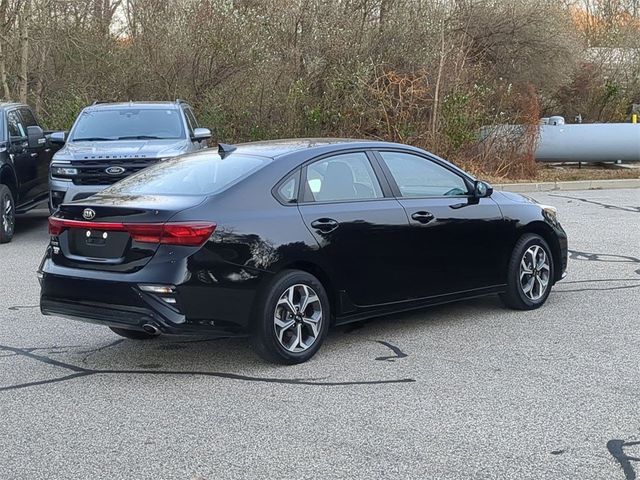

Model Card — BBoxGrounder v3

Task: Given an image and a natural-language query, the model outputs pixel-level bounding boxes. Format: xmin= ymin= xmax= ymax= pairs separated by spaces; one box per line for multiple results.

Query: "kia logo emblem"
xmin=105 ymin=166 xmax=125 ymax=175
xmin=82 ymin=208 xmax=96 ymax=220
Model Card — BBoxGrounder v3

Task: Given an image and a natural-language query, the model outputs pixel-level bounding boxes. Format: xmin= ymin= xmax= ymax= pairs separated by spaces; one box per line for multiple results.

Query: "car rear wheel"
xmin=0 ymin=184 xmax=15 ymax=244
xmin=109 ymin=326 xmax=158 ymax=340
xmin=251 ymin=270 xmax=330 ymax=364
xmin=500 ymin=233 xmax=554 ymax=310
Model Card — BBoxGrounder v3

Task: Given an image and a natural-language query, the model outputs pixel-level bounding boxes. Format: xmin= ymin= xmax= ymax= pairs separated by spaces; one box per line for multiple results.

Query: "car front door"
xmin=297 ymin=151 xmax=410 ymax=308
xmin=375 ymin=149 xmax=509 ymax=299
xmin=6 ymin=109 xmax=34 ymax=203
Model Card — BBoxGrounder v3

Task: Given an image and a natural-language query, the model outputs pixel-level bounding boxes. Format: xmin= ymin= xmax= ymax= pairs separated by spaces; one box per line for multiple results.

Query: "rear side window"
xmin=304 ymin=152 xmax=383 ymax=202
xmin=103 ymin=153 xmax=270 ymax=196
xmin=275 ymin=172 xmax=299 ymax=204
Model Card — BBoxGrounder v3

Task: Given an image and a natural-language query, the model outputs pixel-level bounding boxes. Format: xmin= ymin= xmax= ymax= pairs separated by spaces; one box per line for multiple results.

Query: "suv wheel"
xmin=0 ymin=184 xmax=15 ymax=243
xmin=500 ymin=233 xmax=554 ymax=310
xmin=251 ymin=270 xmax=330 ymax=364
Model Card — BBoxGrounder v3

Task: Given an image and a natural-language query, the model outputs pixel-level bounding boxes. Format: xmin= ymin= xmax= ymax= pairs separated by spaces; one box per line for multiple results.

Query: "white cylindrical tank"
xmin=536 ymin=123 xmax=640 ymax=163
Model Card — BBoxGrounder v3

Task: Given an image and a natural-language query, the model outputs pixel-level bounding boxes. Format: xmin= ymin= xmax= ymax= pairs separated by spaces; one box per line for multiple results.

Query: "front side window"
xmin=7 ymin=111 xmax=26 ymax=138
xmin=305 ymin=152 xmax=383 ymax=202
xmin=70 ymin=108 xmax=185 ymax=142
xmin=379 ymin=151 xmax=469 ymax=197
xmin=184 ymin=107 xmax=198 ymax=136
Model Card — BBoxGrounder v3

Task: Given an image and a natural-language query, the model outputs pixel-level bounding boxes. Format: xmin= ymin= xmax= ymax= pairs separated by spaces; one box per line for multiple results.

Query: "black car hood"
xmin=494 ymin=190 xmax=539 ymax=205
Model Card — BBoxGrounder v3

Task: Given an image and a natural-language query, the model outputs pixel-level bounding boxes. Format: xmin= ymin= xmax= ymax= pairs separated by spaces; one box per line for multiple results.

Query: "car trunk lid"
xmin=49 ymin=194 xmax=213 ymax=272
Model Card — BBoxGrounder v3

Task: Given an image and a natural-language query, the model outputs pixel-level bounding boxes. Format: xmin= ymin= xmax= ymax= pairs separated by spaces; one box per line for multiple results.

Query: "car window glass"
xmin=103 ymin=153 xmax=269 ymax=196
xmin=277 ymin=174 xmax=298 ymax=203
xmin=71 ymin=108 xmax=184 ymax=141
xmin=305 ymin=152 xmax=383 ymax=202
xmin=184 ymin=108 xmax=198 ymax=135
xmin=7 ymin=111 xmax=26 ymax=137
xmin=379 ymin=151 xmax=469 ymax=197
xmin=19 ymin=108 xmax=38 ymax=127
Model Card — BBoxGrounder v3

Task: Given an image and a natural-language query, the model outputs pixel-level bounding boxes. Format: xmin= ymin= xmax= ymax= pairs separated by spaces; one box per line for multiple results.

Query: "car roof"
xmin=0 ymin=102 xmax=28 ymax=111
xmin=233 ymin=138 xmax=419 ymax=158
xmin=83 ymin=101 xmax=183 ymax=112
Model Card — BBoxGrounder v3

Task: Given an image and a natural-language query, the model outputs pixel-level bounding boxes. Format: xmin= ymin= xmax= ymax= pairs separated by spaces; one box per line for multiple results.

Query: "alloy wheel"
xmin=273 ymin=284 xmax=323 ymax=353
xmin=519 ymin=244 xmax=550 ymax=301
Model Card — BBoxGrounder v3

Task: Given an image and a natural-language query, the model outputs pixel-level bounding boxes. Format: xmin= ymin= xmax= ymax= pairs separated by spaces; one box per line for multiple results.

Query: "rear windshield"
xmin=102 ymin=152 xmax=269 ymax=196
xmin=70 ymin=108 xmax=185 ymax=141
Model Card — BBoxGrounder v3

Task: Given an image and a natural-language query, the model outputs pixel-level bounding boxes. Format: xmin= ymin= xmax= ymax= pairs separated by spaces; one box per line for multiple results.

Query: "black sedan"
xmin=40 ymin=139 xmax=568 ymax=364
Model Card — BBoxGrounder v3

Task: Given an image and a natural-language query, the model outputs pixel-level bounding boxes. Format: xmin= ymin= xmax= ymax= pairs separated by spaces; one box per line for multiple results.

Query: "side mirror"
xmin=474 ymin=180 xmax=493 ymax=198
xmin=27 ymin=125 xmax=46 ymax=149
xmin=49 ymin=131 xmax=66 ymax=145
xmin=192 ymin=127 xmax=212 ymax=142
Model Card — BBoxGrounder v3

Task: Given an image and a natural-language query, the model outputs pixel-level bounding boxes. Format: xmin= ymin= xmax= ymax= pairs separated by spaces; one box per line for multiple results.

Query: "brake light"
xmin=48 ymin=217 xmax=216 ymax=247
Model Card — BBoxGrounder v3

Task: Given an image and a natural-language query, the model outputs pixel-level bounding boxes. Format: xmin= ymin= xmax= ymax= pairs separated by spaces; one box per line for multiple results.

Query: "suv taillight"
xmin=48 ymin=218 xmax=216 ymax=247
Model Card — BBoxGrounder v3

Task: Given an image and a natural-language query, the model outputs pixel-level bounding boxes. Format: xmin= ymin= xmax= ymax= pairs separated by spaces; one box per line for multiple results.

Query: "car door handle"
xmin=310 ymin=218 xmax=339 ymax=233
xmin=411 ymin=211 xmax=435 ymax=224
xmin=30 ymin=152 xmax=38 ymax=157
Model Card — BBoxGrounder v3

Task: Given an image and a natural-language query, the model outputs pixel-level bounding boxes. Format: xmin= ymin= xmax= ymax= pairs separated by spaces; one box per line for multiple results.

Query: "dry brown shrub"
xmin=454 ymin=84 xmax=540 ymax=181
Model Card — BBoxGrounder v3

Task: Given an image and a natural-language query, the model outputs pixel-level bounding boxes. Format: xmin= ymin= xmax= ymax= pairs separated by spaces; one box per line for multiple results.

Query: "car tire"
xmin=251 ymin=270 xmax=330 ymax=364
xmin=109 ymin=326 xmax=158 ymax=340
xmin=0 ymin=184 xmax=15 ymax=244
xmin=500 ymin=233 xmax=554 ymax=310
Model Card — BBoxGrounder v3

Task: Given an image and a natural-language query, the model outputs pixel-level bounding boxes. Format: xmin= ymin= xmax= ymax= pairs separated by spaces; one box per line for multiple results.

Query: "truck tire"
xmin=0 ymin=184 xmax=15 ymax=243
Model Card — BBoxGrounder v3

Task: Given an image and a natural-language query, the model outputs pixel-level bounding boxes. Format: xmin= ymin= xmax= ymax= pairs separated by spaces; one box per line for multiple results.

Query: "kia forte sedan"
xmin=39 ymin=139 xmax=568 ymax=364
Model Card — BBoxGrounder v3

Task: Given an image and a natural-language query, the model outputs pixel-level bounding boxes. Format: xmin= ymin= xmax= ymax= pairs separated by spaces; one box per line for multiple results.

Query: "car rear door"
xmin=374 ymin=149 xmax=509 ymax=299
xmin=297 ymin=150 xmax=410 ymax=308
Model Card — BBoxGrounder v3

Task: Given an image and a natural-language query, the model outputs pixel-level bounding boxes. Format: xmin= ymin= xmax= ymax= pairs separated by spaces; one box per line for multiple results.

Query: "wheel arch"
xmin=517 ymin=221 xmax=563 ymax=282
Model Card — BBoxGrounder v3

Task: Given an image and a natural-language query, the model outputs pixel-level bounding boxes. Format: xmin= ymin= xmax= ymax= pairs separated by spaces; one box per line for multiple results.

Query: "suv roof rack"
xmin=91 ymin=100 xmax=111 ymax=106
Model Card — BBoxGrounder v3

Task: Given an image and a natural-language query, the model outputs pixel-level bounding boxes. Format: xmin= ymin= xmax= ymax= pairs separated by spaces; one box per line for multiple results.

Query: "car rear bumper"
xmin=39 ymin=273 xmax=247 ymax=336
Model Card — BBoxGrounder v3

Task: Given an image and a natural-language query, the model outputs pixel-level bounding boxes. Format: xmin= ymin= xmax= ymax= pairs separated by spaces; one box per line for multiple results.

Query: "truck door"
xmin=19 ymin=107 xmax=50 ymax=198
xmin=6 ymin=109 xmax=35 ymax=203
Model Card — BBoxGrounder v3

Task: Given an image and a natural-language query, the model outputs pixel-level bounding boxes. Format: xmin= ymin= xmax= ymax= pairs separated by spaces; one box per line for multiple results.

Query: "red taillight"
xmin=159 ymin=223 xmax=217 ymax=246
xmin=48 ymin=217 xmax=216 ymax=247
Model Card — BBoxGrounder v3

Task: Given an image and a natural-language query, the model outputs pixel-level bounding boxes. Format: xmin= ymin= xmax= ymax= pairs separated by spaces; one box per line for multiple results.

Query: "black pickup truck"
xmin=0 ymin=102 xmax=61 ymax=243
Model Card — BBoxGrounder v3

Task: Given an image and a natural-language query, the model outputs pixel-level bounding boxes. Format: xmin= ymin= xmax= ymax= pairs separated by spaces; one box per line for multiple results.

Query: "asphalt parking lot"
xmin=1 ymin=188 xmax=639 ymax=480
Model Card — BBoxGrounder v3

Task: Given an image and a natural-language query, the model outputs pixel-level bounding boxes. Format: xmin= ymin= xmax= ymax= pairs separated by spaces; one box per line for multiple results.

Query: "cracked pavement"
xmin=1 ymin=188 xmax=639 ymax=479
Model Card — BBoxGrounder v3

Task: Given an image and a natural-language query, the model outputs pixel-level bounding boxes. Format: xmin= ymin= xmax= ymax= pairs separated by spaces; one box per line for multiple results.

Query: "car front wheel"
xmin=501 ymin=233 xmax=554 ymax=310
xmin=252 ymin=270 xmax=330 ymax=364
xmin=0 ymin=184 xmax=15 ymax=244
